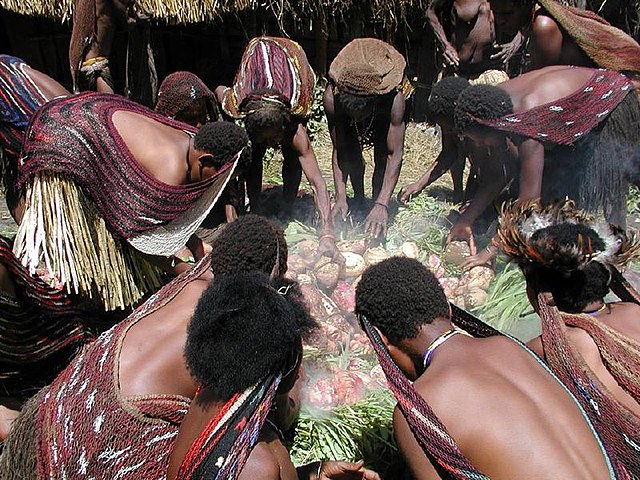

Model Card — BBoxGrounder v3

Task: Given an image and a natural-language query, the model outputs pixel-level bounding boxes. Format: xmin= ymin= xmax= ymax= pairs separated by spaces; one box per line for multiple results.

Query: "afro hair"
xmin=185 ymin=272 xmax=316 ymax=401
xmin=525 ymin=223 xmax=611 ymax=313
xmin=209 ymin=214 xmax=288 ymax=277
xmin=355 ymin=257 xmax=450 ymax=343
xmin=336 ymin=91 xmax=377 ymax=119
xmin=454 ymin=84 xmax=513 ymax=133
xmin=428 ymin=76 xmax=471 ymax=123
xmin=193 ymin=120 xmax=251 ymax=170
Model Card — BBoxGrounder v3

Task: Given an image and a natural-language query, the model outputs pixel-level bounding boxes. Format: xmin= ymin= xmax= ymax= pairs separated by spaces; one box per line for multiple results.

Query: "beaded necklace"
xmin=422 ymin=328 xmax=473 ymax=369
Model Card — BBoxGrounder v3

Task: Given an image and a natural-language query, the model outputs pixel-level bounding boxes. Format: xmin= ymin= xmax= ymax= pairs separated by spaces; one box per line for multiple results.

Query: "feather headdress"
xmin=496 ymin=199 xmax=640 ymax=271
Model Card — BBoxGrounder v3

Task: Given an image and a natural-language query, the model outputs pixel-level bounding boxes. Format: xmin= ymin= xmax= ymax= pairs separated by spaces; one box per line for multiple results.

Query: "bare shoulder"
xmin=323 ymin=84 xmax=335 ymax=114
xmin=238 ymin=442 xmax=281 ymax=480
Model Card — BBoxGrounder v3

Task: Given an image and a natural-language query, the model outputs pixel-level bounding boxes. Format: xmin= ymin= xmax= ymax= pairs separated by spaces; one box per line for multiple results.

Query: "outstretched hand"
xmin=332 ymin=200 xmax=350 ymax=222
xmin=443 ymin=44 xmax=460 ymax=68
xmin=447 ymin=223 xmax=477 ymax=256
xmin=318 ymin=236 xmax=346 ymax=264
xmin=364 ymin=204 xmax=388 ymax=240
xmin=490 ymin=35 xmax=524 ymax=64
xmin=398 ymin=182 xmax=423 ymax=204
xmin=320 ymin=460 xmax=382 ymax=480
xmin=461 ymin=246 xmax=496 ymax=271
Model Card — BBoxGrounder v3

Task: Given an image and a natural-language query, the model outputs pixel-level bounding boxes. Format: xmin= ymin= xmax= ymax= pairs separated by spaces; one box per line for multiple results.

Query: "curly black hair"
xmin=454 ymin=84 xmax=513 ymax=133
xmin=193 ymin=120 xmax=251 ymax=169
xmin=185 ymin=272 xmax=316 ymax=401
xmin=239 ymin=88 xmax=292 ymax=143
xmin=209 ymin=214 xmax=288 ymax=277
xmin=355 ymin=257 xmax=450 ymax=343
xmin=428 ymin=76 xmax=470 ymax=123
xmin=525 ymin=224 xmax=611 ymax=313
xmin=336 ymin=91 xmax=377 ymax=119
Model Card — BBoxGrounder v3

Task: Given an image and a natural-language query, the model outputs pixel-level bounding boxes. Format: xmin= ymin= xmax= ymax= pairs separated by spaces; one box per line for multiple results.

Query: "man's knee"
xmin=478 ymin=1 xmax=492 ymax=16
xmin=532 ymin=14 xmax=561 ymax=40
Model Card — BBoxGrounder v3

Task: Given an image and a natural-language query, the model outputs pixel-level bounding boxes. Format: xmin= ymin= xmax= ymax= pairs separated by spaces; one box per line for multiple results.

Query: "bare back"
xmin=400 ymin=336 xmax=610 ymax=479
xmin=118 ymin=278 xmax=209 ymax=399
xmin=569 ymin=303 xmax=640 ymax=417
xmin=500 ymin=66 xmax=596 ymax=113
xmin=112 ymin=110 xmax=191 ymax=186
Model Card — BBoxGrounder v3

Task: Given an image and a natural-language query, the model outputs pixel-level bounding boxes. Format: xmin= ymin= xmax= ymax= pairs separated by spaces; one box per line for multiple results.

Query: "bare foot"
xmin=0 ymin=405 xmax=20 ymax=440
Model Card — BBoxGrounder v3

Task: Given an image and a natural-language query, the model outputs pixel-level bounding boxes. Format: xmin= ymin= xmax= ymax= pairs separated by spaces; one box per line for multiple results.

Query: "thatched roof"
xmin=0 ymin=0 xmax=428 ymax=26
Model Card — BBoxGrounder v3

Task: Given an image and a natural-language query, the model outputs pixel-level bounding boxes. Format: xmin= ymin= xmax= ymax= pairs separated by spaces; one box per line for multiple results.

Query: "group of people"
xmin=0 ymin=0 xmax=639 ymax=478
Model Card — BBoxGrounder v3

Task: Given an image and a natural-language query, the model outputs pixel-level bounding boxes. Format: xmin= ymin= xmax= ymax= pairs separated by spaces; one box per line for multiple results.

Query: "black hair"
xmin=428 ymin=76 xmax=471 ymax=123
xmin=336 ymin=91 xmax=377 ymax=118
xmin=193 ymin=121 xmax=251 ymax=169
xmin=185 ymin=272 xmax=316 ymax=400
xmin=239 ymin=88 xmax=291 ymax=142
xmin=355 ymin=257 xmax=450 ymax=343
xmin=454 ymin=84 xmax=513 ymax=133
xmin=525 ymin=224 xmax=611 ymax=313
xmin=209 ymin=214 xmax=288 ymax=277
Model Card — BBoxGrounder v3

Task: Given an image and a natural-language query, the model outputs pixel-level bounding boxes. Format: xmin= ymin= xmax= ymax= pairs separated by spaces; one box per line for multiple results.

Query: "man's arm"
xmin=428 ymin=0 xmax=460 ymax=67
xmin=324 ymin=85 xmax=349 ymax=220
xmin=364 ymin=92 xmax=406 ymax=238
xmin=448 ymin=142 xmax=508 ymax=254
xmin=399 ymin=132 xmax=460 ymax=203
xmin=291 ymin=124 xmax=342 ymax=261
xmin=393 ymin=407 xmax=444 ymax=480
xmin=517 ymin=138 xmax=545 ymax=201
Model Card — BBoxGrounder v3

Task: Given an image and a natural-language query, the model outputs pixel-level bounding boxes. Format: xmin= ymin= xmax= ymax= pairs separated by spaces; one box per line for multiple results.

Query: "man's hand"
xmin=319 ymin=460 xmax=382 ymax=480
xmin=332 ymin=200 xmax=349 ymax=221
xmin=443 ymin=43 xmax=460 ymax=67
xmin=490 ymin=34 xmax=524 ymax=64
xmin=447 ymin=222 xmax=477 ymax=255
xmin=364 ymin=203 xmax=389 ymax=239
xmin=461 ymin=246 xmax=496 ymax=270
xmin=398 ymin=182 xmax=423 ymax=204
xmin=318 ymin=236 xmax=346 ymax=264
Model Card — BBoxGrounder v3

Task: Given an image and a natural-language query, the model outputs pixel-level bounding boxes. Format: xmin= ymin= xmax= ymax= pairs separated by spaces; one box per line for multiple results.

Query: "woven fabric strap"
xmin=176 ymin=374 xmax=281 ymax=480
xmin=538 ymin=291 xmax=639 ymax=478
xmin=361 ymin=317 xmax=488 ymax=480
xmin=17 ymin=92 xmax=234 ymax=239
xmin=474 ymin=69 xmax=633 ymax=145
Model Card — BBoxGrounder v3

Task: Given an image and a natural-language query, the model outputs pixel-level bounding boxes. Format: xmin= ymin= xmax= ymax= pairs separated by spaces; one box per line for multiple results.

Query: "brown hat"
xmin=329 ymin=38 xmax=406 ymax=96
xmin=155 ymin=71 xmax=218 ymax=120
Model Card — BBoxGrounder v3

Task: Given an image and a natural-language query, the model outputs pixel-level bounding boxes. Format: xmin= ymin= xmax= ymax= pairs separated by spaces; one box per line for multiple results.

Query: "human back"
xmin=415 ymin=334 xmax=611 ymax=479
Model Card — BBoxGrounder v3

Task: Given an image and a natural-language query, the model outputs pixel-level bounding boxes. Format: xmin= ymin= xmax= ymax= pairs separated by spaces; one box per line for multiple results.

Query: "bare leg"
xmin=531 ymin=13 xmax=564 ymax=68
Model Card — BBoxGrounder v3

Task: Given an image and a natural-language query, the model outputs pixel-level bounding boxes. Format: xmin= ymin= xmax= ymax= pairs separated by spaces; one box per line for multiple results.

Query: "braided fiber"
xmin=538 ymin=292 xmax=639 ymax=477
xmin=221 ymin=37 xmax=316 ymax=119
xmin=361 ymin=317 xmax=488 ymax=480
xmin=156 ymin=71 xmax=219 ymax=119
xmin=176 ymin=375 xmax=281 ymax=480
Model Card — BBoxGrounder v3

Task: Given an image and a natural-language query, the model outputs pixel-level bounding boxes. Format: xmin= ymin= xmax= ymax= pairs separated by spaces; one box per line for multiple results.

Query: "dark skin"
xmin=379 ymin=317 xmax=611 ymax=479
xmin=461 ymin=65 xmax=600 ymax=268
xmin=399 ymin=118 xmax=510 ymax=255
xmin=214 ymin=87 xmax=341 ymax=261
xmin=324 ymin=87 xmax=406 ymax=239
xmin=427 ymin=0 xmax=496 ymax=72
xmin=525 ymin=279 xmax=640 ymax=418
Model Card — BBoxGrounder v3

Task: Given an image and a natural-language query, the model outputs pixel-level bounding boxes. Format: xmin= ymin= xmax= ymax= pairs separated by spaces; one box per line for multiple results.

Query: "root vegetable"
xmin=331 ymin=281 xmax=356 ymax=312
xmin=399 ymin=241 xmax=420 ymax=259
xmin=464 ymin=286 xmax=488 ymax=308
xmin=443 ymin=241 xmax=471 ymax=266
xmin=462 ymin=266 xmax=495 ymax=291
xmin=287 ymin=254 xmax=308 ymax=274
xmin=297 ymin=273 xmax=316 ymax=285
xmin=296 ymin=239 xmax=319 ymax=265
xmin=315 ymin=258 xmax=343 ymax=291
xmin=342 ymin=252 xmax=366 ymax=278
xmin=439 ymin=277 xmax=460 ymax=298
xmin=364 ymin=246 xmax=391 ymax=266
xmin=337 ymin=239 xmax=367 ymax=255
xmin=333 ymin=370 xmax=366 ymax=404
